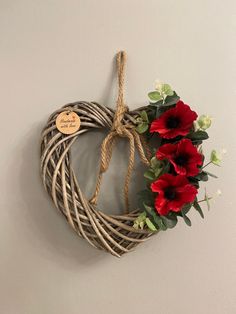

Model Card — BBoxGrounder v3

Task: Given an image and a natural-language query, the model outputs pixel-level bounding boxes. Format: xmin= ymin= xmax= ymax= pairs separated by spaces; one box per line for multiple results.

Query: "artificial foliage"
xmin=134 ymin=82 xmax=221 ymax=231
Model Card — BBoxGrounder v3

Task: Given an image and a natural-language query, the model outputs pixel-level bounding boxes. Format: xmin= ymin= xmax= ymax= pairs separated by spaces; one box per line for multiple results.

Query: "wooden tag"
xmin=56 ymin=111 xmax=81 ymax=135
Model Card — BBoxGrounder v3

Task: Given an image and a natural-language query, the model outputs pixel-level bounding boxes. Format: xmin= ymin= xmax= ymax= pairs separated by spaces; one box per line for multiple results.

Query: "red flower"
xmin=151 ymin=174 xmax=198 ymax=216
xmin=150 ymin=101 xmax=198 ymax=139
xmin=157 ymin=139 xmax=203 ymax=176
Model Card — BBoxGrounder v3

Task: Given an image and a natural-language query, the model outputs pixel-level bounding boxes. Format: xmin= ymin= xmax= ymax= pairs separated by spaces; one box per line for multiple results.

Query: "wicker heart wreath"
xmin=40 ymin=51 xmax=220 ymax=257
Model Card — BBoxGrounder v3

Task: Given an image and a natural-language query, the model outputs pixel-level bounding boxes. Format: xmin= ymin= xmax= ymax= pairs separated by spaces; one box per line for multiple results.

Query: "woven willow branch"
xmin=40 ymin=101 xmax=154 ymax=257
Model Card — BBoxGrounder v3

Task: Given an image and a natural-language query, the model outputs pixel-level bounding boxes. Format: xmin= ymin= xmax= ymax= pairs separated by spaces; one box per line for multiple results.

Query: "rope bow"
xmin=90 ymin=51 xmax=151 ymax=213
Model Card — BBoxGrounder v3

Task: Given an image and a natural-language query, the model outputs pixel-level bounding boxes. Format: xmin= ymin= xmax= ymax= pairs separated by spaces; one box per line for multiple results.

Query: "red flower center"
xmin=150 ymin=101 xmax=198 ymax=139
xmin=166 ymin=116 xmax=180 ymax=129
xmin=174 ymin=154 xmax=189 ymax=166
xmin=164 ymin=187 xmax=177 ymax=200
xmin=151 ymin=174 xmax=198 ymax=216
xmin=157 ymin=139 xmax=203 ymax=176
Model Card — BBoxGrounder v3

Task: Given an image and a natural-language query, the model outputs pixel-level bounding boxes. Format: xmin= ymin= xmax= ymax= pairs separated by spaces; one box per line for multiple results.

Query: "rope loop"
xmin=90 ymin=51 xmax=150 ymax=212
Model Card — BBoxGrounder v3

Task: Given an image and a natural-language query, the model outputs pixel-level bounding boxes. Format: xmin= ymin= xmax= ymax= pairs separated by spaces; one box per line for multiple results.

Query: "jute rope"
xmin=40 ymin=51 xmax=154 ymax=257
xmin=90 ymin=51 xmax=150 ymax=212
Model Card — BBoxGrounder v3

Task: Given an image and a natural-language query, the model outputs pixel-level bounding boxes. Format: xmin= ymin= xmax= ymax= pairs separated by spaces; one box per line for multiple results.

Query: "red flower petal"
xmin=156 ymin=142 xmax=177 ymax=160
xmin=151 ymin=173 xmax=174 ymax=193
xmin=154 ymin=198 xmax=169 ymax=216
xmin=151 ymin=174 xmax=198 ymax=216
xmin=156 ymin=139 xmax=203 ymax=177
xmin=150 ymin=101 xmax=198 ymax=139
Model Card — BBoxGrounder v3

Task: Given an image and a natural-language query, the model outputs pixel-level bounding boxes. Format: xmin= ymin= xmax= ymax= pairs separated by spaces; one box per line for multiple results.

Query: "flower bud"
xmin=197 ymin=115 xmax=212 ymax=130
xmin=155 ymin=80 xmax=163 ymax=91
xmin=210 ymin=150 xmax=221 ymax=166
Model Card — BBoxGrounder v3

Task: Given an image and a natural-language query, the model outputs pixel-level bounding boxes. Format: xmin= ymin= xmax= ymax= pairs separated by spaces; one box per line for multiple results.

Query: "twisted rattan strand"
xmin=40 ymin=101 xmax=154 ymax=257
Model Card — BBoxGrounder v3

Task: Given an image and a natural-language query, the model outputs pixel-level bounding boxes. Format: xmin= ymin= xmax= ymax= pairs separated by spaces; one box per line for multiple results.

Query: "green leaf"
xmin=157 ymin=216 xmax=168 ymax=230
xmin=145 ymin=107 xmax=156 ymax=121
xmin=181 ymin=213 xmax=192 ymax=226
xmin=162 ymin=84 xmax=174 ymax=96
xmin=145 ymin=211 xmax=167 ymax=230
xmin=136 ymin=117 xmax=142 ymax=123
xmin=159 ymin=161 xmax=170 ymax=176
xmin=139 ymin=221 xmax=144 ymax=229
xmin=148 ymin=91 xmax=162 ymax=102
xmin=149 ymin=157 xmax=163 ymax=178
xmin=162 ymin=215 xmax=178 ymax=228
xmin=149 ymin=99 xmax=163 ymax=107
xmin=136 ymin=122 xmax=149 ymax=134
xmin=136 ymin=211 xmax=147 ymax=223
xmin=143 ymin=204 xmax=166 ymax=230
xmin=162 ymin=92 xmax=180 ymax=107
xmin=145 ymin=217 xmax=158 ymax=231
xmin=138 ymin=190 xmax=154 ymax=208
xmin=190 ymin=140 xmax=204 ymax=146
xmin=193 ymin=200 xmax=204 ymax=218
xmin=188 ymin=179 xmax=200 ymax=189
xmin=154 ymin=167 xmax=163 ymax=178
xmin=181 ymin=203 xmax=192 ymax=215
xmin=133 ymin=211 xmax=147 ymax=229
xmin=150 ymin=156 xmax=160 ymax=169
xmin=140 ymin=110 xmax=149 ymax=122
xmin=187 ymin=131 xmax=209 ymax=141
xmin=201 ymin=152 xmax=205 ymax=164
xmin=144 ymin=170 xmax=156 ymax=180
xmin=194 ymin=171 xmax=209 ymax=182
xmin=143 ymin=203 xmax=153 ymax=212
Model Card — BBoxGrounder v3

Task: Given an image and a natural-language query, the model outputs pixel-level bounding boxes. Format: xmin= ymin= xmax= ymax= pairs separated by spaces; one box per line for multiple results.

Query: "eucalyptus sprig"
xmin=148 ymin=83 xmax=174 ymax=103
xmin=135 ymin=110 xmax=149 ymax=134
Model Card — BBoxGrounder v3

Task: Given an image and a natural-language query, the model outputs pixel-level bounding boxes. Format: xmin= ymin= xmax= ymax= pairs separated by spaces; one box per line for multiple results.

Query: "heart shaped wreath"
xmin=40 ymin=51 xmax=220 ymax=257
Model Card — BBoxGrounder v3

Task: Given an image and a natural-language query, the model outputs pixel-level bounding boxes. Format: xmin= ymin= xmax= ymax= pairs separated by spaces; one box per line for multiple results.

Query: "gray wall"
xmin=0 ymin=1 xmax=235 ymax=313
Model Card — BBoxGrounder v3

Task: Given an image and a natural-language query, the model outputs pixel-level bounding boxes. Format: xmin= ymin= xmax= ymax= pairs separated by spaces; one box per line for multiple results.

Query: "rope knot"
xmin=90 ymin=51 xmax=151 ymax=213
xmin=112 ymin=104 xmax=128 ymax=135
xmin=116 ymin=125 xmax=125 ymax=136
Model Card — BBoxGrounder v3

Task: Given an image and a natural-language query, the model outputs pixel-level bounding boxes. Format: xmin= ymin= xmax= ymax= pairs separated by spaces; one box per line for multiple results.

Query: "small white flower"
xmin=154 ymin=79 xmax=162 ymax=91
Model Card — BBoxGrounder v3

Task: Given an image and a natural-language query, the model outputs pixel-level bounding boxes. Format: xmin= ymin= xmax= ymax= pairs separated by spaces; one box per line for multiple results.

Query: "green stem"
xmin=197 ymin=197 xmax=213 ymax=203
xmin=202 ymin=161 xmax=212 ymax=169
